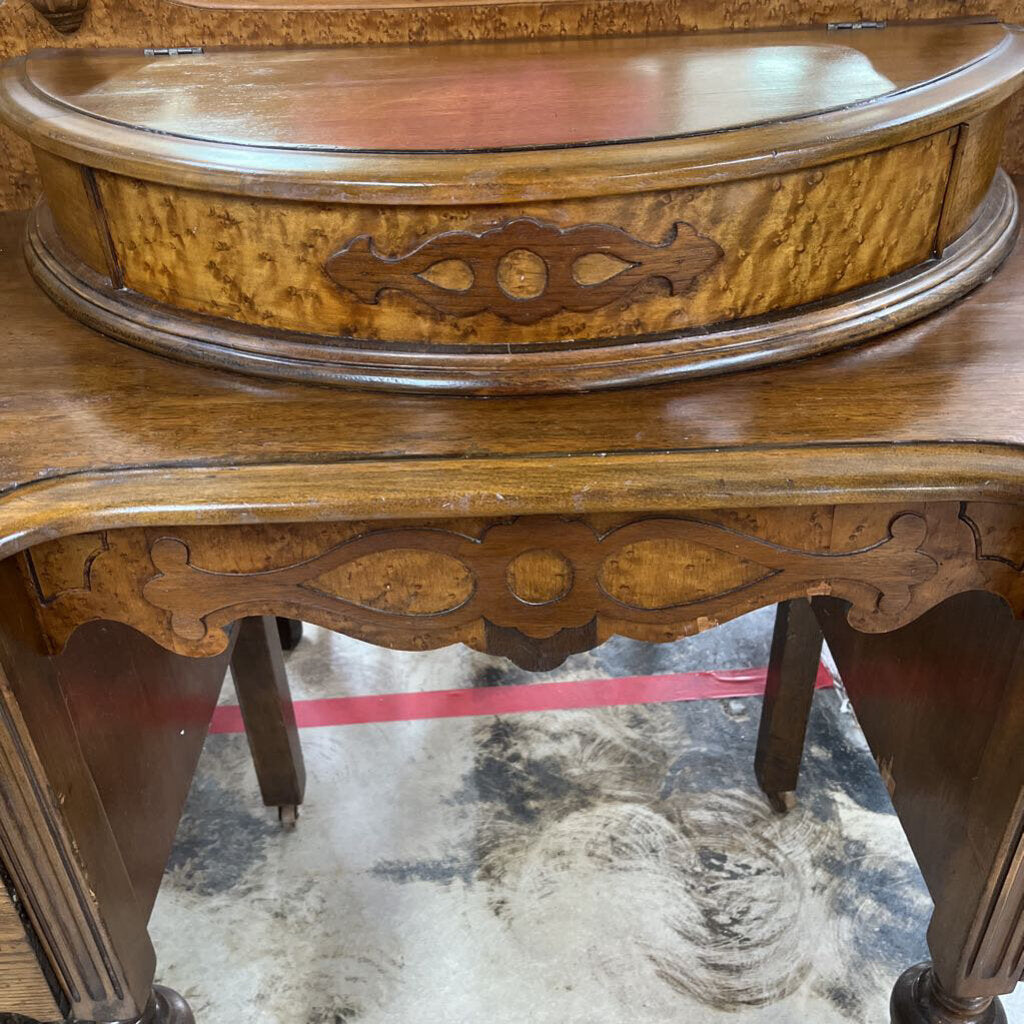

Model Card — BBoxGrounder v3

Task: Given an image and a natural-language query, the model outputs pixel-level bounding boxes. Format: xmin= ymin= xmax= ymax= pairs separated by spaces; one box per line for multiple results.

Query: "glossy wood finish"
xmin=1 ymin=183 xmax=1024 ymax=1022
xmin=3 ymin=3 xmax=1024 ymax=214
xmin=2 ymin=23 xmax=1021 ymax=392
xmin=5 ymin=25 xmax=1022 ymax=202
xmin=23 ymin=164 xmax=1017 ymax=391
xmin=0 ymin=185 xmax=1023 ymax=549
xmin=15 ymin=25 xmax=1012 ymax=153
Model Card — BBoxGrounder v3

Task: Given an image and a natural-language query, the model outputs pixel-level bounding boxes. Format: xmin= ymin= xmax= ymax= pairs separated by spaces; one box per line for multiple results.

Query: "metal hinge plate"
xmin=827 ymin=20 xmax=886 ymax=30
xmin=144 ymin=47 xmax=205 ymax=56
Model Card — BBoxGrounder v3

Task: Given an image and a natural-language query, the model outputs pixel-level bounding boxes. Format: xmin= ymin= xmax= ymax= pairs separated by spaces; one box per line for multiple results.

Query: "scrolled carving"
xmin=136 ymin=511 xmax=938 ymax=663
xmin=23 ymin=502 xmax=1024 ymax=671
xmin=324 ymin=217 xmax=723 ymax=325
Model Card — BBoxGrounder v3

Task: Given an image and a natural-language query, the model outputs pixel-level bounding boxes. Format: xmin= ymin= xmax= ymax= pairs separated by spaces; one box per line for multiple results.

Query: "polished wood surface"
xmin=11 ymin=26 xmax=1019 ymax=392
xmin=3 ymin=2 xmax=1024 ymax=212
xmin=1 ymin=190 xmax=1024 ymax=1024
xmin=818 ymin=591 xmax=1024 ymax=1016
xmin=19 ymin=24 xmax=1010 ymax=152
xmin=6 ymin=27 xmax=1022 ymax=202
xmin=0 ymin=181 xmax=1022 ymax=552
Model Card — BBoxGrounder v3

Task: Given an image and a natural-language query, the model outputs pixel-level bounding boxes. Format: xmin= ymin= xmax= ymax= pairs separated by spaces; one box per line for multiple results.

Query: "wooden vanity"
xmin=2 ymin=5 xmax=1024 ymax=1024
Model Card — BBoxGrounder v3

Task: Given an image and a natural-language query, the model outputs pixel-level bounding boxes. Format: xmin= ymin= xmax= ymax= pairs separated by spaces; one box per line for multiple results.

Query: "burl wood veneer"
xmin=2 ymin=20 xmax=1022 ymax=392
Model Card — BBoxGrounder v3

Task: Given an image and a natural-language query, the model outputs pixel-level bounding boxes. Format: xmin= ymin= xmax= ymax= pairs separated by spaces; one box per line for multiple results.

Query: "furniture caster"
xmin=763 ymin=789 xmax=797 ymax=814
xmin=891 ymin=963 xmax=1006 ymax=1024
xmin=278 ymin=804 xmax=299 ymax=830
xmin=138 ymin=985 xmax=195 ymax=1024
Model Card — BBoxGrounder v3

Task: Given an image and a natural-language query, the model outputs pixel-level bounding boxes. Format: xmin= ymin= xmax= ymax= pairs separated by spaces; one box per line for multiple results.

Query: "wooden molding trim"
xmin=22 ymin=170 xmax=1020 ymax=394
xmin=12 ymin=445 xmax=1024 ymax=567
xmin=19 ymin=501 xmax=1024 ymax=669
xmin=0 ymin=866 xmax=63 ymax=1022
xmin=0 ymin=669 xmax=147 ymax=1020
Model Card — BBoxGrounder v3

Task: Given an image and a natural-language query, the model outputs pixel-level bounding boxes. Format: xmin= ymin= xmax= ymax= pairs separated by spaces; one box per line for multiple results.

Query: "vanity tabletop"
xmin=1 ymin=184 xmax=1023 ymax=555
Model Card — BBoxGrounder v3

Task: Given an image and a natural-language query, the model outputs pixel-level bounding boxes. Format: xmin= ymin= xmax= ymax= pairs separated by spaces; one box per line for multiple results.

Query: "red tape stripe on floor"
xmin=209 ymin=662 xmax=833 ymax=733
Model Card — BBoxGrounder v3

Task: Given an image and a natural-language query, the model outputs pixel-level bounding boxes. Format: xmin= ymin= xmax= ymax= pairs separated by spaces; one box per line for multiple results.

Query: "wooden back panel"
xmin=2 ymin=1 xmax=1024 ymax=211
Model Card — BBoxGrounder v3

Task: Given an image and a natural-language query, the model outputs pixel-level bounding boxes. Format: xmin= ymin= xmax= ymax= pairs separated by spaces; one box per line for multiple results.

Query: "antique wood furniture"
xmin=1 ymin=22 xmax=1022 ymax=393
xmin=2 ymin=168 xmax=1024 ymax=1019
xmin=4 ymin=6 xmax=1024 ymax=1023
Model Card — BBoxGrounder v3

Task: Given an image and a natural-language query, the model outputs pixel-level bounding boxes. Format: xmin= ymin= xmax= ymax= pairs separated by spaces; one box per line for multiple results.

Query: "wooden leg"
xmin=0 ymin=556 xmax=232 ymax=1022
xmin=231 ymin=615 xmax=306 ymax=826
xmin=276 ymin=616 xmax=304 ymax=652
xmin=815 ymin=591 xmax=1024 ymax=1023
xmin=754 ymin=598 xmax=823 ymax=812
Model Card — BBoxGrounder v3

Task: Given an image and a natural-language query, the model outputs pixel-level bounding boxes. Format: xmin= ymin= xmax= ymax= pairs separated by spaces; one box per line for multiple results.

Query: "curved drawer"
xmin=2 ymin=22 xmax=1023 ymax=393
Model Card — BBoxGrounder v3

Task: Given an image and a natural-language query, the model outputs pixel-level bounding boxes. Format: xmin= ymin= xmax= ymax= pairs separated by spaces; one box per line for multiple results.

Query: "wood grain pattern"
xmin=32 ymin=150 xmax=108 ymax=277
xmin=53 ymin=622 xmax=236 ymax=921
xmin=3 ymin=180 xmax=1024 ymax=554
xmin=92 ymin=134 xmax=952 ymax=342
xmin=0 ymin=875 xmax=63 ymax=1022
xmin=26 ymin=0 xmax=90 ymax=34
xmin=2 ymin=3 xmax=1024 ymax=211
xmin=0 ymin=556 xmax=156 ymax=1022
xmin=28 ymin=163 xmax=1017 ymax=393
xmin=7 ymin=31 xmax=1020 ymax=207
xmin=939 ymin=101 xmax=1012 ymax=249
xmin=17 ymin=501 xmax=1024 ymax=669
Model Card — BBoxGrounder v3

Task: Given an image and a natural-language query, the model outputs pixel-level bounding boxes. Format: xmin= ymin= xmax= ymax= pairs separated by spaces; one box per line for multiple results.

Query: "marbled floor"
xmin=150 ymin=608 xmax=1024 ymax=1023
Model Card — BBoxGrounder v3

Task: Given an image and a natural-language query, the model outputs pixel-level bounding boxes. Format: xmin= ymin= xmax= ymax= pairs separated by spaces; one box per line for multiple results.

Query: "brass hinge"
xmin=143 ymin=46 xmax=205 ymax=56
xmin=827 ymin=20 xmax=886 ymax=30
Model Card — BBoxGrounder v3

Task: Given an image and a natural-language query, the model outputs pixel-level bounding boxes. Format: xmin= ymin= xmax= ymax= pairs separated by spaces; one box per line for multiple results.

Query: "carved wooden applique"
xmin=23 ymin=501 xmax=1024 ymax=671
xmin=324 ymin=218 xmax=724 ymax=324
xmin=13 ymin=506 xmax=966 ymax=670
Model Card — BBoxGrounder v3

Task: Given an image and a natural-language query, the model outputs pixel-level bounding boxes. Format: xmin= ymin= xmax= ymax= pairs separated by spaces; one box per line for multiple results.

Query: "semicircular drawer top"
xmin=2 ymin=22 xmax=1023 ymax=200
xmin=1 ymin=20 xmax=1023 ymax=394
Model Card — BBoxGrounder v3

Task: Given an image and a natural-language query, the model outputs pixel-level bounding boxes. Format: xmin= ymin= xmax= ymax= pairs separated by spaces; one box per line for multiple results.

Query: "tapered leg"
xmin=231 ymin=616 xmax=306 ymax=826
xmin=754 ymin=599 xmax=823 ymax=812
xmin=816 ymin=591 xmax=1024 ymax=1024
